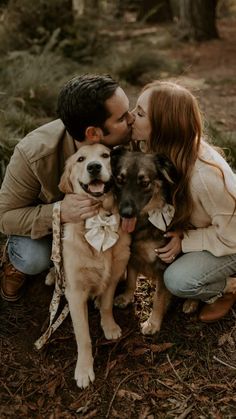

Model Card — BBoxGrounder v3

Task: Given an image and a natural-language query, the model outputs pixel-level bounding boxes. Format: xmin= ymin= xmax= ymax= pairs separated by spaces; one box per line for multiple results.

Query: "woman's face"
xmin=131 ymin=88 xmax=152 ymax=143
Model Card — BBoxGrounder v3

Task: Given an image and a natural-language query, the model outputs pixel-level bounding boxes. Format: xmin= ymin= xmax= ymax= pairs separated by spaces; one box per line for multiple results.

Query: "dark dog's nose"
xmin=87 ymin=162 xmax=102 ymax=176
xmin=119 ymin=201 xmax=136 ymax=218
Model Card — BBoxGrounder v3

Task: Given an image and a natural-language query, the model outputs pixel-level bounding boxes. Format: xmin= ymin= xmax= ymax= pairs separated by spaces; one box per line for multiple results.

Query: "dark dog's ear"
xmin=154 ymin=154 xmax=179 ymax=204
xmin=110 ymin=146 xmax=127 ymax=173
xmin=154 ymin=154 xmax=178 ymax=185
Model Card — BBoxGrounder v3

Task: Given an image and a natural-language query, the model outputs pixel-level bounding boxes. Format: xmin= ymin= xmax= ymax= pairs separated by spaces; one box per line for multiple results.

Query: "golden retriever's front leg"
xmin=65 ymin=287 xmax=95 ymax=388
xmin=141 ymin=278 xmax=171 ymax=335
xmin=114 ymin=264 xmax=137 ymax=308
xmin=100 ymin=282 xmax=122 ymax=340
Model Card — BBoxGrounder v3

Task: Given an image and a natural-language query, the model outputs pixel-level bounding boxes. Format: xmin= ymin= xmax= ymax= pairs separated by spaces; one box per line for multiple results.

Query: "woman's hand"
xmin=60 ymin=194 xmax=100 ymax=223
xmin=155 ymin=231 xmax=183 ymax=264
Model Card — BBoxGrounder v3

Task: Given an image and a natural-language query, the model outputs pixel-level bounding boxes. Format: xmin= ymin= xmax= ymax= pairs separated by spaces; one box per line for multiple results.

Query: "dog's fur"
xmin=56 ymin=144 xmax=130 ymax=388
xmin=111 ymin=147 xmax=179 ymax=335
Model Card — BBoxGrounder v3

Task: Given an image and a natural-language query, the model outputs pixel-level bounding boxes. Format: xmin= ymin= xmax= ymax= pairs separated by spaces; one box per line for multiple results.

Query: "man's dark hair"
xmin=57 ymin=74 xmax=119 ymax=141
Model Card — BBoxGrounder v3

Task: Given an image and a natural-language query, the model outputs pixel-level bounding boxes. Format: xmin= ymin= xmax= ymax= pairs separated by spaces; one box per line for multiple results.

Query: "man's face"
xmin=101 ymin=87 xmax=134 ymax=147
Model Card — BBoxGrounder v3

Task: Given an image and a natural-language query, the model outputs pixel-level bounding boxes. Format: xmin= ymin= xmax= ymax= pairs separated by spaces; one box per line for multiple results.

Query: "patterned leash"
xmin=34 ymin=202 xmax=69 ymax=350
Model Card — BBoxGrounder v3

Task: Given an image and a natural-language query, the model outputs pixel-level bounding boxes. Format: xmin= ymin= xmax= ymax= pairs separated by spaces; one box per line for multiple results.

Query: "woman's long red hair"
xmin=143 ymin=81 xmax=202 ymax=230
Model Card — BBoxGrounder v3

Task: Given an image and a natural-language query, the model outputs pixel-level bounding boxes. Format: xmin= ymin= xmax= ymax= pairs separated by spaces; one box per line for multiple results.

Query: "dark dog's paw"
xmin=114 ymin=292 xmax=134 ymax=308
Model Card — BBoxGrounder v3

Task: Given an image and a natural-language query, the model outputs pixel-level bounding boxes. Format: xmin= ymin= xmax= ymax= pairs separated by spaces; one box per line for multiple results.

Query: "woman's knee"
xmin=163 ymin=264 xmax=200 ymax=298
xmin=8 ymin=235 xmax=52 ymax=275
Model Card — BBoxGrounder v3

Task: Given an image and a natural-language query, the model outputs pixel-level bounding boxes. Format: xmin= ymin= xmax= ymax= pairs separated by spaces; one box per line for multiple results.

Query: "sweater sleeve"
xmin=182 ymin=164 xmax=236 ymax=256
xmin=0 ymin=146 xmax=54 ymax=239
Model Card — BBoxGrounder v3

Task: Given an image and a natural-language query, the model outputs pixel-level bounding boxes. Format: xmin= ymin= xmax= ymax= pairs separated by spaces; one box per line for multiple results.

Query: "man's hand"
xmin=60 ymin=194 xmax=100 ymax=223
xmin=155 ymin=231 xmax=182 ymax=264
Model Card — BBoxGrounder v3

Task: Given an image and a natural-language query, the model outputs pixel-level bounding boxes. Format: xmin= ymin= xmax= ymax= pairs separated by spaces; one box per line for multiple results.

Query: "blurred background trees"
xmin=0 ymin=0 xmax=236 ymax=182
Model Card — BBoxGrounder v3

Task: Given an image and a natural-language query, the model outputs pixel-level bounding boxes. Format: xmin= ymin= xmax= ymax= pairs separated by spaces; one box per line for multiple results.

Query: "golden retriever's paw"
xmin=102 ymin=321 xmax=122 ymax=340
xmin=114 ymin=292 xmax=134 ymax=308
xmin=45 ymin=268 xmax=55 ymax=286
xmin=141 ymin=319 xmax=160 ymax=335
xmin=74 ymin=363 xmax=95 ymax=389
xmin=182 ymin=299 xmax=199 ymax=314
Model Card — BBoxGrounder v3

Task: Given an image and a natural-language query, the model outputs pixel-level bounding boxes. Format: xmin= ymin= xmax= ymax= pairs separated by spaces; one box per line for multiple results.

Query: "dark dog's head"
xmin=111 ymin=146 xmax=178 ymax=232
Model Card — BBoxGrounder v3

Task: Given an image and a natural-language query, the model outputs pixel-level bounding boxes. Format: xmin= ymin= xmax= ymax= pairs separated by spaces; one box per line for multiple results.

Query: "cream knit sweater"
xmin=182 ymin=141 xmax=236 ymax=257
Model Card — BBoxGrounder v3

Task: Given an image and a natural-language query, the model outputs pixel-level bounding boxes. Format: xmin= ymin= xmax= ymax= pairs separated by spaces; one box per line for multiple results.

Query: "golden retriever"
xmin=56 ymin=144 xmax=130 ymax=388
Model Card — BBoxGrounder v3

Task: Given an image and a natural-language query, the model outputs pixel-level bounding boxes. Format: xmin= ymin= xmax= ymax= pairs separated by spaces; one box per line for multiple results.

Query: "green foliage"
xmin=0 ymin=0 xmax=73 ymax=53
xmin=0 ymin=48 xmax=81 ymax=183
xmin=0 ymin=50 xmax=79 ymax=118
xmin=116 ymin=49 xmax=183 ymax=85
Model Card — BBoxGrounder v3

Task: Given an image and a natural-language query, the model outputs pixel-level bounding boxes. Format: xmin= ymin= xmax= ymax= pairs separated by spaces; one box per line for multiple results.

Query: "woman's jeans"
xmin=164 ymin=250 xmax=236 ymax=302
xmin=8 ymin=235 xmax=52 ymax=275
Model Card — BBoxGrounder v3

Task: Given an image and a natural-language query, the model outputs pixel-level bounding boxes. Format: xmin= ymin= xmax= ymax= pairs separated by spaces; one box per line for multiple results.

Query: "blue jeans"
xmin=164 ymin=250 xmax=236 ymax=302
xmin=8 ymin=235 xmax=52 ymax=275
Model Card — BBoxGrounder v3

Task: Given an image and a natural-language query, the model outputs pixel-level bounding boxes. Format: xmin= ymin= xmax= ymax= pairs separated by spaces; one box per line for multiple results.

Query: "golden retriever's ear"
xmin=59 ymin=161 xmax=74 ymax=193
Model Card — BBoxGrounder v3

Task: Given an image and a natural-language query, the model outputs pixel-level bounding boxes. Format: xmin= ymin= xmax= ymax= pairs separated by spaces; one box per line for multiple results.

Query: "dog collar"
xmin=85 ymin=213 xmax=120 ymax=252
xmin=148 ymin=204 xmax=175 ymax=231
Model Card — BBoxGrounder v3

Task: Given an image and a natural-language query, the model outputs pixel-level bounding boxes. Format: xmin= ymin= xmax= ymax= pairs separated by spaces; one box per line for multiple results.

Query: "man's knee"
xmin=8 ymin=235 xmax=52 ymax=275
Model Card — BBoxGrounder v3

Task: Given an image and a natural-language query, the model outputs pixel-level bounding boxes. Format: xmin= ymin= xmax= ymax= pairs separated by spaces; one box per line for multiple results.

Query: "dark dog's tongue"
xmin=121 ymin=217 xmax=137 ymax=233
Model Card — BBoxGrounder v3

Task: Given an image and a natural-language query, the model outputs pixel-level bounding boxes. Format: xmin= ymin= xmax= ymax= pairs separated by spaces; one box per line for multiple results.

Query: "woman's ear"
xmin=59 ymin=160 xmax=73 ymax=193
xmin=85 ymin=126 xmax=103 ymax=143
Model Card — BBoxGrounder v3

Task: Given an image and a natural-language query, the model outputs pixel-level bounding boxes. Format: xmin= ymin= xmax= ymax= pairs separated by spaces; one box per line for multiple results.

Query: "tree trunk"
xmin=138 ymin=0 xmax=172 ymax=23
xmin=179 ymin=0 xmax=219 ymax=41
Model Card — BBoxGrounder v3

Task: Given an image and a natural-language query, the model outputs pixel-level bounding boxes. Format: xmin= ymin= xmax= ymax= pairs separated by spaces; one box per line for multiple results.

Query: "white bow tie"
xmin=85 ymin=213 xmax=120 ymax=252
xmin=148 ymin=204 xmax=175 ymax=231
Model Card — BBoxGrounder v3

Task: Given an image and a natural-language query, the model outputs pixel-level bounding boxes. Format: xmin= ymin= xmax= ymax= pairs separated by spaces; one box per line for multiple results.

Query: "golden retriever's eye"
xmin=77 ymin=156 xmax=85 ymax=162
xmin=101 ymin=153 xmax=110 ymax=159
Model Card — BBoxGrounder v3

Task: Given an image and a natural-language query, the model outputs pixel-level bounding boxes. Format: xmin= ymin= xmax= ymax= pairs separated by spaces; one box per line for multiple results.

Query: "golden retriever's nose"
xmin=87 ymin=162 xmax=102 ymax=176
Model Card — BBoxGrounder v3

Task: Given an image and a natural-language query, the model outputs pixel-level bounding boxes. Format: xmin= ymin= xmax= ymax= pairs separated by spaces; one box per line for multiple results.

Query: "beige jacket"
xmin=182 ymin=141 xmax=236 ymax=257
xmin=0 ymin=119 xmax=76 ymax=239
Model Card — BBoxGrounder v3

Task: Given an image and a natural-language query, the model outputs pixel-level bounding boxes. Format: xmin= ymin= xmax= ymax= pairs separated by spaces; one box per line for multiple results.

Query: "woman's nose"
xmin=127 ymin=111 xmax=135 ymax=125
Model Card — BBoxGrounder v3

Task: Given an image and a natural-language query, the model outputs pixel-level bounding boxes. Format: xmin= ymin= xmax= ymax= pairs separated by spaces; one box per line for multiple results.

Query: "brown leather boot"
xmin=199 ymin=293 xmax=236 ymax=323
xmin=1 ymin=261 xmax=27 ymax=302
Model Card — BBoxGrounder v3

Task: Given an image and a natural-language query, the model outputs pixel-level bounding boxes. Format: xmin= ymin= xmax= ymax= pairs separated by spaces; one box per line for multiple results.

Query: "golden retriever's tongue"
xmin=121 ymin=217 xmax=137 ymax=233
xmin=88 ymin=181 xmax=104 ymax=194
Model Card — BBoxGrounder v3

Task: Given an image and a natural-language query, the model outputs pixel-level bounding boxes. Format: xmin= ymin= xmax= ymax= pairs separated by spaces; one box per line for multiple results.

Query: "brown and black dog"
xmin=111 ymin=146 xmax=179 ymax=335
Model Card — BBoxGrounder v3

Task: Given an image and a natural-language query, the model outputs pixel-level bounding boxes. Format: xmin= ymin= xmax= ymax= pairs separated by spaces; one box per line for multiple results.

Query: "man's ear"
xmin=85 ymin=126 xmax=103 ymax=143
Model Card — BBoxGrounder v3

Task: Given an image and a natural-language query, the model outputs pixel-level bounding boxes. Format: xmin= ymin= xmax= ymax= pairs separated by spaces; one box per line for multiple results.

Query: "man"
xmin=0 ymin=74 xmax=134 ymax=301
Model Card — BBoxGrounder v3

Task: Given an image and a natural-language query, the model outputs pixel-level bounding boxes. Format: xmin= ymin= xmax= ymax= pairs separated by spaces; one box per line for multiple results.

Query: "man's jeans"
xmin=164 ymin=250 xmax=236 ymax=302
xmin=8 ymin=235 xmax=52 ymax=275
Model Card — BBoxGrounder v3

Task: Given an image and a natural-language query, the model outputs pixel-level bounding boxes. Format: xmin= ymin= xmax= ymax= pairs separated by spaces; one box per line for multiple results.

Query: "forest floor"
xmin=1 ymin=16 xmax=236 ymax=419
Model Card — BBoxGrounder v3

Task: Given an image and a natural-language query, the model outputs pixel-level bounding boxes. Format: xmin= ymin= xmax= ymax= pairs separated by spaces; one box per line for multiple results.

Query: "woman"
xmin=131 ymin=80 xmax=236 ymax=322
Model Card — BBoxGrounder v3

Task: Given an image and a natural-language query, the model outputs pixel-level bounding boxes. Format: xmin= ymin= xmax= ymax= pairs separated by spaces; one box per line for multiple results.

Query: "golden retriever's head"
xmin=59 ymin=144 xmax=112 ymax=197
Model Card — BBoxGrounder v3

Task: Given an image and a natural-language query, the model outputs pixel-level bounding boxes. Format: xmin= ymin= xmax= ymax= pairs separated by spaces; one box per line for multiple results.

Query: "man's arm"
xmin=0 ymin=146 xmax=101 ymax=239
xmin=0 ymin=146 xmax=53 ymax=239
